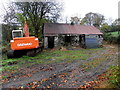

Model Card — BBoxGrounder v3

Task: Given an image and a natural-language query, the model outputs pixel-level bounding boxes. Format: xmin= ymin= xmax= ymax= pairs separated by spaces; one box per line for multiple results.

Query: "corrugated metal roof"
xmin=44 ymin=23 xmax=103 ymax=36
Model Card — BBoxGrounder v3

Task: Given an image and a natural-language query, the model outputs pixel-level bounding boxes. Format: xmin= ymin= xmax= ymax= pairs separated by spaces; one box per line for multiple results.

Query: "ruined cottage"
xmin=43 ymin=23 xmax=103 ymax=48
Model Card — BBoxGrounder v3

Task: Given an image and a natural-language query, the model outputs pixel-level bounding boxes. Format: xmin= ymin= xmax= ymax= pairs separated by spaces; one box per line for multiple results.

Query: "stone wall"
xmin=44 ymin=37 xmax=48 ymax=48
xmin=44 ymin=34 xmax=103 ymax=48
xmin=58 ymin=35 xmax=65 ymax=46
xmin=57 ymin=35 xmax=80 ymax=46
xmin=71 ymin=36 xmax=79 ymax=46
xmin=54 ymin=36 xmax=59 ymax=47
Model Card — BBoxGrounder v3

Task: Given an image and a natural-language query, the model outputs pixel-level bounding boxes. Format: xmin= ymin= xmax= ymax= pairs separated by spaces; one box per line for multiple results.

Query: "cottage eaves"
xmin=44 ymin=23 xmax=103 ymax=36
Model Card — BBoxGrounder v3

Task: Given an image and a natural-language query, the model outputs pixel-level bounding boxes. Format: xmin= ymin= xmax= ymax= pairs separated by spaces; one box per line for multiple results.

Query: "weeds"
xmin=1 ymin=44 xmax=119 ymax=88
xmin=1 ymin=48 xmax=93 ymax=72
xmin=107 ymin=66 xmax=120 ymax=88
xmin=1 ymin=46 xmax=109 ymax=73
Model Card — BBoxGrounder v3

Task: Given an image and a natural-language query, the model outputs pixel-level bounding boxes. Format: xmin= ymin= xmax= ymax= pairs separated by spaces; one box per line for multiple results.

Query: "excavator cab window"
xmin=12 ymin=30 xmax=23 ymax=38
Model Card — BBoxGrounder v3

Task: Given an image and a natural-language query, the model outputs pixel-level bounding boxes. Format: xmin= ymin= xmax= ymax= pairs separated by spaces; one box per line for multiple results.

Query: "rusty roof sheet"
xmin=44 ymin=23 xmax=103 ymax=36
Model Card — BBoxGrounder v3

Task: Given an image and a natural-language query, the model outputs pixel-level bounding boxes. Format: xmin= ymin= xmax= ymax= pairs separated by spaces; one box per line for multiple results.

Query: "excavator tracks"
xmin=7 ymin=47 xmax=43 ymax=58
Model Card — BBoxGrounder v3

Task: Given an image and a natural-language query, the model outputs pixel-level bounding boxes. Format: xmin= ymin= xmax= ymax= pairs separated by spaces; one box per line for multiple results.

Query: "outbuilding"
xmin=43 ymin=23 xmax=103 ymax=48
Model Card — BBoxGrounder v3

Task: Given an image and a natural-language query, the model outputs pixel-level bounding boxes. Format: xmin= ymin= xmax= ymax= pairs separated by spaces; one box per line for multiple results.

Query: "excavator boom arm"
xmin=23 ymin=21 xmax=29 ymax=37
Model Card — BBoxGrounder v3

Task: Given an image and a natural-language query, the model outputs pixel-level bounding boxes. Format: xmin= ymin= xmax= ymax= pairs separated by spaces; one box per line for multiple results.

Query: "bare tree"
xmin=1 ymin=2 xmax=17 ymax=45
xmin=70 ymin=17 xmax=81 ymax=25
xmin=112 ymin=18 xmax=120 ymax=26
xmin=15 ymin=1 xmax=62 ymax=37
xmin=81 ymin=12 xmax=105 ymax=28
xmin=3 ymin=1 xmax=63 ymax=38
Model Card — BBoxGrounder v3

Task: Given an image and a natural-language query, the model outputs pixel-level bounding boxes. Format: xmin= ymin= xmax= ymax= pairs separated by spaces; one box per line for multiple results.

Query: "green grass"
xmin=1 ymin=47 xmax=104 ymax=72
xmin=79 ymin=47 xmax=118 ymax=70
xmin=106 ymin=66 xmax=120 ymax=88
xmin=2 ymin=65 xmax=19 ymax=72
xmin=107 ymin=31 xmax=119 ymax=37
xmin=1 ymin=45 xmax=118 ymax=88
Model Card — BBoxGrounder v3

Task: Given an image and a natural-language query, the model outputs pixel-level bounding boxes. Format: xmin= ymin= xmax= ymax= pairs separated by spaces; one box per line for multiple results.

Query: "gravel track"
xmin=2 ymin=45 xmax=118 ymax=88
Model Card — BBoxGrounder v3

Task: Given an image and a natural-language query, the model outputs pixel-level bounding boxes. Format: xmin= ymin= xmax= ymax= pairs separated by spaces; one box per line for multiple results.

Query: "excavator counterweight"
xmin=7 ymin=21 xmax=42 ymax=58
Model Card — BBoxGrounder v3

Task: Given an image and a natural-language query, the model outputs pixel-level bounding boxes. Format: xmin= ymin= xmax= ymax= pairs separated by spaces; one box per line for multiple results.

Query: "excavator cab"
xmin=12 ymin=30 xmax=23 ymax=38
xmin=7 ymin=21 xmax=42 ymax=58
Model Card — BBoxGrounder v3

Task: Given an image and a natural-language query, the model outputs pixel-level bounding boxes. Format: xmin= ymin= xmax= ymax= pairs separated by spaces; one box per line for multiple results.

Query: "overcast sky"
xmin=0 ymin=0 xmax=119 ymax=24
xmin=60 ymin=0 xmax=119 ymax=23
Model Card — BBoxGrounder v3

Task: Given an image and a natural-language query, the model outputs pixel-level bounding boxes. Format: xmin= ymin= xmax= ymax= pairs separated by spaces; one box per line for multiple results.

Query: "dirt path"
xmin=2 ymin=45 xmax=118 ymax=88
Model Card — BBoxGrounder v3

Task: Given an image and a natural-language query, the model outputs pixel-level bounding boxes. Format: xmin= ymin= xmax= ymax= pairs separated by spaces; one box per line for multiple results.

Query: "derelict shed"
xmin=43 ymin=23 xmax=103 ymax=48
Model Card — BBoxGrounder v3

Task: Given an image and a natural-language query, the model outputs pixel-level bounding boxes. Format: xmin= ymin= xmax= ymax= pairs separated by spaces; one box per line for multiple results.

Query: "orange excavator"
xmin=7 ymin=21 xmax=42 ymax=58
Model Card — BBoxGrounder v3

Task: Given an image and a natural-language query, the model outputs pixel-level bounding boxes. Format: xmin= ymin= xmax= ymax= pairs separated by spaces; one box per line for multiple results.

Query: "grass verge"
xmin=1 ymin=47 xmax=105 ymax=72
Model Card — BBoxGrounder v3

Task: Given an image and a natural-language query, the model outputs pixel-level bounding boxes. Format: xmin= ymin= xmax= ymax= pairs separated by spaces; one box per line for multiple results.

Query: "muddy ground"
xmin=2 ymin=44 xmax=118 ymax=88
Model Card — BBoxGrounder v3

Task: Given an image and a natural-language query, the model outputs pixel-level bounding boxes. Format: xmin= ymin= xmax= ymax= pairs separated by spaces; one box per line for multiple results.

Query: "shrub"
xmin=103 ymin=33 xmax=119 ymax=44
xmin=108 ymin=66 xmax=120 ymax=88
